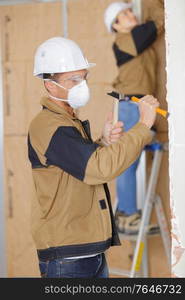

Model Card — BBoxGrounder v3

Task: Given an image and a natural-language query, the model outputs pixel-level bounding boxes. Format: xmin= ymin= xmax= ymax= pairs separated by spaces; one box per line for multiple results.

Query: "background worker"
xmin=104 ymin=0 xmax=164 ymax=235
xmin=28 ymin=36 xmax=159 ymax=278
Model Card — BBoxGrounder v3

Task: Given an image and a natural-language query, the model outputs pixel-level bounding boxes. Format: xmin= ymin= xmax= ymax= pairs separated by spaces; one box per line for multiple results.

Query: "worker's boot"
xmin=115 ymin=210 xmax=127 ymax=233
xmin=124 ymin=212 xmax=160 ymax=235
xmin=115 ymin=210 xmax=160 ymax=235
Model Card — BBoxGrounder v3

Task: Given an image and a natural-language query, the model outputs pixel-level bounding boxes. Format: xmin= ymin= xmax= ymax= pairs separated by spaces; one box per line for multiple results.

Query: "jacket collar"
xmin=40 ymin=97 xmax=77 ymax=120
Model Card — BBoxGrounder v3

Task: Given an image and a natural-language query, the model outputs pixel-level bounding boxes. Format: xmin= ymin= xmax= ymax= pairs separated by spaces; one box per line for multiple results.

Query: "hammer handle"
xmin=113 ymin=100 xmax=119 ymax=125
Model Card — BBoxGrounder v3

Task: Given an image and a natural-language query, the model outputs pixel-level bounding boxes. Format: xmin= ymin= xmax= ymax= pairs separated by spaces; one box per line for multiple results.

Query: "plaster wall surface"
xmin=165 ymin=0 xmax=185 ymax=277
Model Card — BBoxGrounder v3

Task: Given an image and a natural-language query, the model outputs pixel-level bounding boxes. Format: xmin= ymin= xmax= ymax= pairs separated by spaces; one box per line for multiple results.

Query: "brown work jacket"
xmin=28 ymin=97 xmax=152 ymax=257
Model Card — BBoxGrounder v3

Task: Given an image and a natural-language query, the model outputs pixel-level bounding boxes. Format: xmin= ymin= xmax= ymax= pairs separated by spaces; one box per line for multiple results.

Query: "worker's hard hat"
xmin=33 ymin=37 xmax=95 ymax=78
xmin=104 ymin=1 xmax=133 ymax=33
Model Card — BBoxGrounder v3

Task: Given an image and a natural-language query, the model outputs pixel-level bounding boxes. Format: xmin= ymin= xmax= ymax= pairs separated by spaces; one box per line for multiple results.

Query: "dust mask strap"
xmin=44 ymin=79 xmax=69 ymax=102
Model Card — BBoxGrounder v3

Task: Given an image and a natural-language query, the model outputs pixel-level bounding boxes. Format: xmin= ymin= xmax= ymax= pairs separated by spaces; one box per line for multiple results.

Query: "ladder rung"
xmin=118 ymin=231 xmax=160 ymax=241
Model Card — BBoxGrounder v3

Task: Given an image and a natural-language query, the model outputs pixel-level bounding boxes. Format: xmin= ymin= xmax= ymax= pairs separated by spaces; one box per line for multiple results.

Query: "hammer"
xmin=108 ymin=91 xmax=169 ymax=119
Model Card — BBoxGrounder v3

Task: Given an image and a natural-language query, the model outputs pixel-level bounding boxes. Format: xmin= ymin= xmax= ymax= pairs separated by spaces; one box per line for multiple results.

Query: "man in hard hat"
xmin=28 ymin=36 xmax=159 ymax=278
xmin=104 ymin=1 xmax=164 ymax=235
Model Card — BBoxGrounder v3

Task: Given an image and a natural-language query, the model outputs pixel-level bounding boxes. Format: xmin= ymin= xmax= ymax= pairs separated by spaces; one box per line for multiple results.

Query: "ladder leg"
xmin=113 ymin=196 xmax=118 ymax=215
xmin=141 ymin=237 xmax=148 ymax=277
xmin=155 ymin=195 xmax=171 ymax=266
xmin=130 ymin=149 xmax=163 ymax=277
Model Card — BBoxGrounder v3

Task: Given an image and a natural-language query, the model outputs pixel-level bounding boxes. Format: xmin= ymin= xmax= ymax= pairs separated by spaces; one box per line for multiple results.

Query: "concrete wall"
xmin=165 ymin=0 xmax=185 ymax=277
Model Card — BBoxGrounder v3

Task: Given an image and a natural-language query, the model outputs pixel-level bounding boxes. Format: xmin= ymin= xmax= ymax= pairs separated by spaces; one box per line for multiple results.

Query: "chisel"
xmin=107 ymin=92 xmax=169 ymax=119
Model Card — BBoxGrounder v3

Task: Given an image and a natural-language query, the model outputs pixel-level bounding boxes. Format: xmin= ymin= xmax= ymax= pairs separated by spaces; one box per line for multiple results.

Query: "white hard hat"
xmin=33 ymin=37 xmax=96 ymax=78
xmin=104 ymin=1 xmax=133 ymax=33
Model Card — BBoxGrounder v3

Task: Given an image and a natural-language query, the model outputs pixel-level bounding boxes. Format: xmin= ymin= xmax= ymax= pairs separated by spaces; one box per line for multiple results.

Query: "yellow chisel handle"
xmin=131 ymin=96 xmax=169 ymax=119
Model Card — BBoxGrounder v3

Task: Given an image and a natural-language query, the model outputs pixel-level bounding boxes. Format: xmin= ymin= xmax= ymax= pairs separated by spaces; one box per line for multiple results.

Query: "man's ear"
xmin=112 ymin=22 xmax=121 ymax=32
xmin=44 ymin=80 xmax=56 ymax=93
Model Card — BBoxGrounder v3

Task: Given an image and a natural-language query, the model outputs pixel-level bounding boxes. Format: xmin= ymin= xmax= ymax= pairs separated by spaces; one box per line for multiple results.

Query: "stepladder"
xmin=110 ymin=141 xmax=171 ymax=278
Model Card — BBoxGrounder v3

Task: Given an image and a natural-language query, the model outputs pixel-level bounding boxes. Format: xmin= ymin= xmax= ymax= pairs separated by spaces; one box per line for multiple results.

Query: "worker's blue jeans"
xmin=39 ymin=253 xmax=109 ymax=278
xmin=116 ymin=100 xmax=140 ymax=215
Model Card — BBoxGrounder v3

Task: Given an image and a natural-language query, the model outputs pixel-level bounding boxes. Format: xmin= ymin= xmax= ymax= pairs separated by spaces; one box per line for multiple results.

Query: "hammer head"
xmin=107 ymin=91 xmax=124 ymax=101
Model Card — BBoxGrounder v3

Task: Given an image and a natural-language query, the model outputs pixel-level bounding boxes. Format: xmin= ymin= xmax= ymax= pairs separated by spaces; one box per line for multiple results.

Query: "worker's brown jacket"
xmin=113 ymin=0 xmax=164 ymax=95
xmin=28 ymin=97 xmax=152 ymax=258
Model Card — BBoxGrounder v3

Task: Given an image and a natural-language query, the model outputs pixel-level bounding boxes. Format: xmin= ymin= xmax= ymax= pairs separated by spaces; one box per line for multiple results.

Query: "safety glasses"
xmin=63 ymin=72 xmax=89 ymax=84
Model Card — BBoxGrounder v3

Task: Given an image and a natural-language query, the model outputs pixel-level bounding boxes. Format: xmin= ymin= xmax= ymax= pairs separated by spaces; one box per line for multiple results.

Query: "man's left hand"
xmin=101 ymin=112 xmax=124 ymax=146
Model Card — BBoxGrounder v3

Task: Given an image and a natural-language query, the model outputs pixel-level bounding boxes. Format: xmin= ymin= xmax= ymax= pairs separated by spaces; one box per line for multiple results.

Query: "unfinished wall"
xmin=0 ymin=0 xmax=170 ymax=278
xmin=68 ymin=0 xmax=117 ymax=139
xmin=165 ymin=0 xmax=185 ymax=277
xmin=0 ymin=1 xmax=62 ymax=277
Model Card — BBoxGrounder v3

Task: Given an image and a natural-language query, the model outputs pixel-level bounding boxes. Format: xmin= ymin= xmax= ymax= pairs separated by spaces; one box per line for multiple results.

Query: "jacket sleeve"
xmin=145 ymin=0 xmax=164 ymax=36
xmin=115 ymin=21 xmax=157 ymax=57
xmin=43 ymin=122 xmax=152 ymax=185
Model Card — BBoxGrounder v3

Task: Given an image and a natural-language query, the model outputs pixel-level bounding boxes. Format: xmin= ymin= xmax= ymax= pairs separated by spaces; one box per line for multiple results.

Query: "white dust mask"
xmin=45 ymin=79 xmax=90 ymax=109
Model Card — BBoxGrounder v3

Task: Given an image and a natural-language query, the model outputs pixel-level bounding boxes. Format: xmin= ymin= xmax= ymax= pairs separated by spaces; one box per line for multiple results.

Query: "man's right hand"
xmin=138 ymin=95 xmax=159 ymax=129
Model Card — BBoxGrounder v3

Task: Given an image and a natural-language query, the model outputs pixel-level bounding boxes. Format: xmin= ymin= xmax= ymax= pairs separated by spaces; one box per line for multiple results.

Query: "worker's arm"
xmin=84 ymin=122 xmax=152 ymax=185
xmin=145 ymin=0 xmax=164 ymax=36
xmin=42 ymin=122 xmax=151 ymax=185
xmin=114 ymin=20 xmax=157 ymax=58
